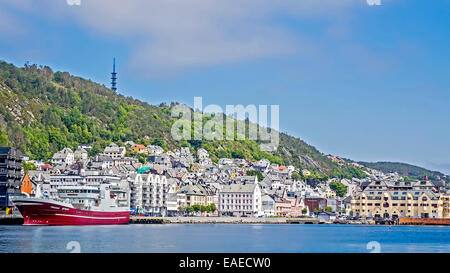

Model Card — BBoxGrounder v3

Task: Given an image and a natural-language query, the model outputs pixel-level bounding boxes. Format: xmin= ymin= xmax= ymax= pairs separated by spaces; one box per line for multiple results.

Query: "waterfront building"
xmin=304 ymin=197 xmax=327 ymax=212
xmin=166 ymin=193 xmax=179 ymax=216
xmin=274 ymin=197 xmax=291 ymax=217
xmin=326 ymin=198 xmax=338 ymax=212
xmin=317 ymin=211 xmax=337 ymax=222
xmin=129 ymin=173 xmax=168 ymax=216
xmin=178 ymin=184 xmax=215 ymax=207
xmin=0 ymin=147 xmax=23 ymax=208
xmin=442 ymin=195 xmax=450 ymax=218
xmin=261 ymin=194 xmax=275 ymax=216
xmin=351 ymin=178 xmax=447 ymax=219
xmin=219 ymin=183 xmax=262 ymax=217
xmin=109 ymin=179 xmax=131 ymax=208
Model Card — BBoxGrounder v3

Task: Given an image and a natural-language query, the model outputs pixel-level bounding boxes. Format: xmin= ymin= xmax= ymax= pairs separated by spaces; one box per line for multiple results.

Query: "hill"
xmin=0 ymin=60 xmax=344 ymax=176
xmin=358 ymin=161 xmax=449 ymax=182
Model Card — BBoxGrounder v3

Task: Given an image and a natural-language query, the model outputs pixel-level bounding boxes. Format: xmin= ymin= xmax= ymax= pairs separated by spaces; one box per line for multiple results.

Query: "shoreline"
xmin=2 ymin=215 xmax=449 ymax=226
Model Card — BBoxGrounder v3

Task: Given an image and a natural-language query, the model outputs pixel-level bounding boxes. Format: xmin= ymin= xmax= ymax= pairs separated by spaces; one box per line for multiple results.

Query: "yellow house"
xmin=302 ymin=169 xmax=311 ymax=177
xmin=324 ymin=186 xmax=336 ymax=198
xmin=131 ymin=144 xmax=147 ymax=154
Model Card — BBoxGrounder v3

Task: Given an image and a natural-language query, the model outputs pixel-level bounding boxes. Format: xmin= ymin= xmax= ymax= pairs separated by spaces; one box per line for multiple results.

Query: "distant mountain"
xmin=0 ymin=60 xmax=345 ymax=177
xmin=358 ymin=161 xmax=449 ymax=182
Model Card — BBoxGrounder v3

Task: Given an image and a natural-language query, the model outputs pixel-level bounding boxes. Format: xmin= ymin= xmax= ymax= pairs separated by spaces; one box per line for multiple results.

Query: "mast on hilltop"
xmin=111 ymin=58 xmax=117 ymax=92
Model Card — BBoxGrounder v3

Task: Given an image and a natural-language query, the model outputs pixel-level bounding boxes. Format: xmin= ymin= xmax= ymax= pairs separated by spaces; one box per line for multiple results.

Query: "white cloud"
xmin=1 ymin=0 xmax=360 ymax=74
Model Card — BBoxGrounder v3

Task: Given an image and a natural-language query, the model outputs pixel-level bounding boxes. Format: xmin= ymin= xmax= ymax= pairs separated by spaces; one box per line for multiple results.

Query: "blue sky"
xmin=0 ymin=0 xmax=449 ymax=174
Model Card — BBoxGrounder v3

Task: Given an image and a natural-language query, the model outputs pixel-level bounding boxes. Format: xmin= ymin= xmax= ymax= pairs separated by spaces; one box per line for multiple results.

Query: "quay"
xmin=399 ymin=218 xmax=450 ymax=226
xmin=0 ymin=215 xmax=24 ymax=225
xmin=129 ymin=216 xmax=321 ymax=224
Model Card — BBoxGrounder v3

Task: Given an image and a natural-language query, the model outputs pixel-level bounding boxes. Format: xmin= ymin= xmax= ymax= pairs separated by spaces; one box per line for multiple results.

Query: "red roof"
xmin=41 ymin=164 xmax=54 ymax=169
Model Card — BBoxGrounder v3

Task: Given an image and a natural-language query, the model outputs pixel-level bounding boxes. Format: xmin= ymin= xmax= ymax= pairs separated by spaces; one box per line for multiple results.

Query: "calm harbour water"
xmin=0 ymin=224 xmax=449 ymax=253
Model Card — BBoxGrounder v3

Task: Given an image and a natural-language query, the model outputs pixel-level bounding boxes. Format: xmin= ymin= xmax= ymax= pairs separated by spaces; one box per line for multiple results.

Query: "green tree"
xmin=302 ymin=208 xmax=308 ymax=215
xmin=246 ymin=170 xmax=264 ymax=182
xmin=186 ymin=206 xmax=194 ymax=214
xmin=207 ymin=203 xmax=217 ymax=213
xmin=329 ymin=182 xmax=347 ymax=197
xmin=292 ymin=172 xmax=302 ymax=181
xmin=22 ymin=161 xmax=36 ymax=173
xmin=0 ymin=130 xmax=9 ymax=146
xmin=151 ymin=138 xmax=167 ymax=150
xmin=191 ymin=204 xmax=201 ymax=213
xmin=325 ymin=207 xmax=333 ymax=212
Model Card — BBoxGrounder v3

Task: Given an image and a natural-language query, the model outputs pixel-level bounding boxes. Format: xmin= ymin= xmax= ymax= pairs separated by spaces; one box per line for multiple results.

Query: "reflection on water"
xmin=0 ymin=224 xmax=449 ymax=253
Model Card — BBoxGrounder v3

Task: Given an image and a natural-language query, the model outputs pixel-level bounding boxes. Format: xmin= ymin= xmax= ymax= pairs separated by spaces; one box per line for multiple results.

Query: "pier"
xmin=398 ymin=218 xmax=450 ymax=226
xmin=129 ymin=216 xmax=321 ymax=224
xmin=0 ymin=215 xmax=24 ymax=225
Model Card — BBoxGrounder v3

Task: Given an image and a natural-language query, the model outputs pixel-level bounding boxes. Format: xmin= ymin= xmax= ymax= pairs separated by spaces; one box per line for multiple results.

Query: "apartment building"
xmin=351 ymin=178 xmax=447 ymax=219
xmin=129 ymin=173 xmax=168 ymax=216
xmin=0 ymin=147 xmax=23 ymax=207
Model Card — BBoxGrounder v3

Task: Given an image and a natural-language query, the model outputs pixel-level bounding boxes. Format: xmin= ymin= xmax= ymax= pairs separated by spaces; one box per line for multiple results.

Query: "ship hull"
xmin=13 ymin=199 xmax=130 ymax=226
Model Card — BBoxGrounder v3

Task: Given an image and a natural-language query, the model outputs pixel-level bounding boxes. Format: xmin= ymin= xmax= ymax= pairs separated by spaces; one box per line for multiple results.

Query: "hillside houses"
xmin=19 ymin=140 xmax=449 ymax=220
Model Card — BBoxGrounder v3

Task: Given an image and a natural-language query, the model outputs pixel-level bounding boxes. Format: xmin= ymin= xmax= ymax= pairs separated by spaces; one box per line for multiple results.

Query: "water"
xmin=0 ymin=224 xmax=449 ymax=253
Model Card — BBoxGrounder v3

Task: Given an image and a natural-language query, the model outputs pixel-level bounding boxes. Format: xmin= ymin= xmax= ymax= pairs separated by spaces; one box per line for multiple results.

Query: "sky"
xmin=0 ymin=0 xmax=449 ymax=174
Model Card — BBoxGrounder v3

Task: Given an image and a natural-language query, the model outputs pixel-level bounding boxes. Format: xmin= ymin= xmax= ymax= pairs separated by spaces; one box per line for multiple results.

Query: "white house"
xmin=219 ymin=183 xmax=262 ymax=217
xmin=197 ymin=148 xmax=209 ymax=159
xmin=261 ymin=194 xmax=275 ymax=216
xmin=74 ymin=147 xmax=88 ymax=162
xmin=147 ymin=145 xmax=164 ymax=155
xmin=51 ymin=148 xmax=74 ymax=166
xmin=218 ymin=158 xmax=233 ymax=167
xmin=103 ymin=143 xmax=126 ymax=159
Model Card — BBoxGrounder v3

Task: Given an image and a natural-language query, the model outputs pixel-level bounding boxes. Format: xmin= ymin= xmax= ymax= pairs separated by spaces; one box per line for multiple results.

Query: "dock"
xmin=399 ymin=218 xmax=450 ymax=226
xmin=129 ymin=216 xmax=321 ymax=224
xmin=0 ymin=215 xmax=24 ymax=225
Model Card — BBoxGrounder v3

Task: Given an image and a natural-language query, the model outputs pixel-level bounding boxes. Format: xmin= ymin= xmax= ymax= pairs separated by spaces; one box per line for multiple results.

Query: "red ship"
xmin=13 ymin=184 xmax=130 ymax=226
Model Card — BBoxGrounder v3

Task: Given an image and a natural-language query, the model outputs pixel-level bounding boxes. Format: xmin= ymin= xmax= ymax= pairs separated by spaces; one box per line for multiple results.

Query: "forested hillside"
xmin=1 ymin=60 xmax=442 ymax=182
xmin=358 ymin=161 xmax=449 ymax=182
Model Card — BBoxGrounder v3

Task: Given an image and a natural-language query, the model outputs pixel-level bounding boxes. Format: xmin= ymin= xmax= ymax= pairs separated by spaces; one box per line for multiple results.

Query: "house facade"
xmin=129 ymin=173 xmax=168 ymax=216
xmin=351 ymin=179 xmax=446 ymax=219
xmin=219 ymin=183 xmax=262 ymax=217
xmin=103 ymin=143 xmax=126 ymax=159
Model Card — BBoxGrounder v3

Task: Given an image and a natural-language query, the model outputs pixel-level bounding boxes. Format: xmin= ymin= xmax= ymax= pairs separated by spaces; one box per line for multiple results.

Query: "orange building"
xmin=20 ymin=174 xmax=33 ymax=195
xmin=131 ymin=144 xmax=147 ymax=153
